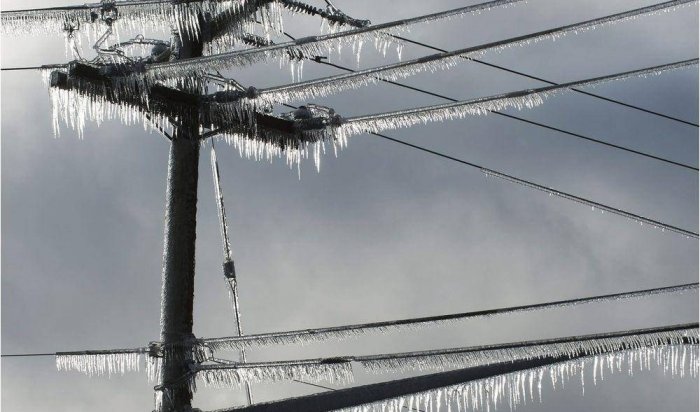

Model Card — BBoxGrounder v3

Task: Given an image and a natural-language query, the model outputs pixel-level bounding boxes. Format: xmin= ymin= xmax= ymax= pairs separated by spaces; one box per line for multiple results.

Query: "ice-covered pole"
xmin=157 ymin=22 xmax=204 ymax=412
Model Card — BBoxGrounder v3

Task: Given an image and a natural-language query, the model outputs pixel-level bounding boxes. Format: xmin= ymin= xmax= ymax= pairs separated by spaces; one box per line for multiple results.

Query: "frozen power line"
xmin=308 ymin=58 xmax=698 ymax=171
xmin=140 ymin=0 xmax=527 ymax=80
xmin=216 ymin=333 xmax=698 ymax=412
xmin=2 ymin=282 xmax=698 ymax=357
xmin=332 ymin=60 xmax=698 ymax=140
xmin=255 ymin=0 xmax=699 ymax=105
xmin=388 ymin=35 xmax=700 ymax=128
xmin=193 ymin=323 xmax=698 ymax=389
xmin=201 ymin=282 xmax=698 ymax=350
xmin=7 ymin=283 xmax=695 ymax=359
xmin=141 ymin=0 xmax=696 ymax=82
xmin=244 ymin=94 xmax=699 ymax=239
xmin=0 ymin=0 xmax=275 ymax=38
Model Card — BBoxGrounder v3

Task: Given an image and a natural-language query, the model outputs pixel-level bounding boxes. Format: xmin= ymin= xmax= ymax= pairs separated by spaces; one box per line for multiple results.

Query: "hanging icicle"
xmin=0 ymin=0 xmax=253 ymax=39
xmin=337 ymin=345 xmax=699 ymax=412
xmin=355 ymin=325 xmax=698 ymax=375
xmin=56 ymin=349 xmax=146 ymax=377
xmin=254 ymin=0 xmax=699 ymax=106
xmin=196 ymin=358 xmax=354 ymax=388
xmin=141 ymin=0 xmax=526 ymax=81
xmin=330 ymin=59 xmax=698 ymax=141
xmin=196 ymin=324 xmax=697 ymax=389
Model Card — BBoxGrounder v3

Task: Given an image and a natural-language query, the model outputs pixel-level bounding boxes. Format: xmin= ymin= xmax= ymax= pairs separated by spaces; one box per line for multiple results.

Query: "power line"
xmin=196 ymin=323 xmax=697 ymax=378
xmin=202 ymin=282 xmax=698 ymax=350
xmin=312 ymin=59 xmax=698 ymax=171
xmin=1 ymin=0 xmax=170 ymax=13
xmin=257 ymin=1 xmax=697 ymax=110
xmin=217 ymin=337 xmax=696 ymax=411
xmin=370 ymin=131 xmax=698 ymax=238
xmin=1 ymin=353 xmax=54 ymax=358
xmin=390 ymin=35 xmax=699 ymax=128
xmin=272 ymin=67 xmax=698 ymax=241
xmin=142 ymin=0 xmax=526 ymax=79
xmin=337 ymin=60 xmax=697 ymax=137
xmin=4 ymin=282 xmax=696 ymax=359
xmin=1 ymin=66 xmax=44 ymax=71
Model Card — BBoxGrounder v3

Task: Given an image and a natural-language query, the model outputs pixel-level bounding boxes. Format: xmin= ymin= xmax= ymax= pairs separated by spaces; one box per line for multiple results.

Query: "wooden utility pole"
xmin=156 ymin=26 xmax=204 ymax=412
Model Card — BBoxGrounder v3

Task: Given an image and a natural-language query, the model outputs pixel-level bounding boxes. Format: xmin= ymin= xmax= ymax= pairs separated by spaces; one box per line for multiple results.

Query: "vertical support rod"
xmin=157 ymin=21 xmax=204 ymax=412
xmin=211 ymin=143 xmax=254 ymax=404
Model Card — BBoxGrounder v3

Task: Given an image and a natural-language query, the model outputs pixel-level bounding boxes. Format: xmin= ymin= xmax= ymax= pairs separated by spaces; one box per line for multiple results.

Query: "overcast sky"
xmin=1 ymin=0 xmax=699 ymax=411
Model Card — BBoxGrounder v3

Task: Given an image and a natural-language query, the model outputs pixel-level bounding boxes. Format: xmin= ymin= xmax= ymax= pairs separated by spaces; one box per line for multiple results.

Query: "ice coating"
xmin=255 ymin=0 xmax=699 ymax=105
xmin=210 ymin=126 xmax=346 ymax=174
xmin=337 ymin=345 xmax=699 ymax=412
xmin=53 ymin=325 xmax=698 ymax=392
xmin=142 ymin=0 xmax=525 ymax=81
xmin=356 ymin=326 xmax=699 ymax=374
xmin=1 ymin=0 xmax=254 ymax=39
xmin=201 ymin=283 xmax=698 ymax=351
xmin=333 ymin=59 xmax=698 ymax=140
xmin=55 ymin=350 xmax=145 ymax=377
xmin=196 ymin=359 xmax=354 ymax=387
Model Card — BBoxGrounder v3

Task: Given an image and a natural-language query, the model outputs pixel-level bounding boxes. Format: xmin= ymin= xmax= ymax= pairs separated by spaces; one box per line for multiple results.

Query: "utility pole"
xmin=156 ymin=25 xmax=204 ymax=412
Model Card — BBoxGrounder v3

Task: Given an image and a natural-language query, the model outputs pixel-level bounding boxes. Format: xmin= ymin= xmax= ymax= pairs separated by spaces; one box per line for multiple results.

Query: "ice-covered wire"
xmin=256 ymin=0 xmax=699 ymax=105
xmin=55 ymin=347 xmax=149 ymax=376
xmin=335 ymin=59 xmax=698 ymax=139
xmin=142 ymin=0 xmax=526 ymax=80
xmin=335 ymin=346 xmax=698 ymax=412
xmin=196 ymin=358 xmax=355 ymax=387
xmin=307 ymin=56 xmax=698 ymax=171
xmin=354 ymin=323 xmax=698 ymax=374
xmin=201 ymin=283 xmax=698 ymax=351
xmin=196 ymin=323 xmax=698 ymax=389
xmin=1 ymin=0 xmax=252 ymax=39
xmin=210 ymin=142 xmax=254 ymax=404
xmin=388 ymin=35 xmax=700 ymax=128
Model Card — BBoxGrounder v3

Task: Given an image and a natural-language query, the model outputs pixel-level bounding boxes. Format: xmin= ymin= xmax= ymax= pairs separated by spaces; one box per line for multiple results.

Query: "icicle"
xmin=143 ymin=0 xmax=529 ymax=81
xmin=356 ymin=329 xmax=699 ymax=376
xmin=332 ymin=59 xmax=698 ymax=140
xmin=337 ymin=345 xmax=699 ymax=412
xmin=196 ymin=359 xmax=354 ymax=387
xmin=1 ymin=0 xmax=251 ymax=40
xmin=143 ymin=0 xmax=696 ymax=83
xmin=56 ymin=351 xmax=144 ymax=377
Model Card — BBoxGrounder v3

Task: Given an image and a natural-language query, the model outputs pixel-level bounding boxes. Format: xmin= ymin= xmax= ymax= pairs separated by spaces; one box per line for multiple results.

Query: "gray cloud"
xmin=2 ymin=0 xmax=698 ymax=410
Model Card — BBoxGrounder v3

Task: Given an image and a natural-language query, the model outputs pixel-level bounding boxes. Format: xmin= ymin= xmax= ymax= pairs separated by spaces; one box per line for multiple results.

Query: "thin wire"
xmin=371 ymin=131 xmax=698 ymax=239
xmin=1 ymin=353 xmax=54 ymax=357
xmin=0 ymin=66 xmax=45 ymax=71
xmin=312 ymin=59 xmax=698 ymax=171
xmin=389 ymin=34 xmax=699 ymax=128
